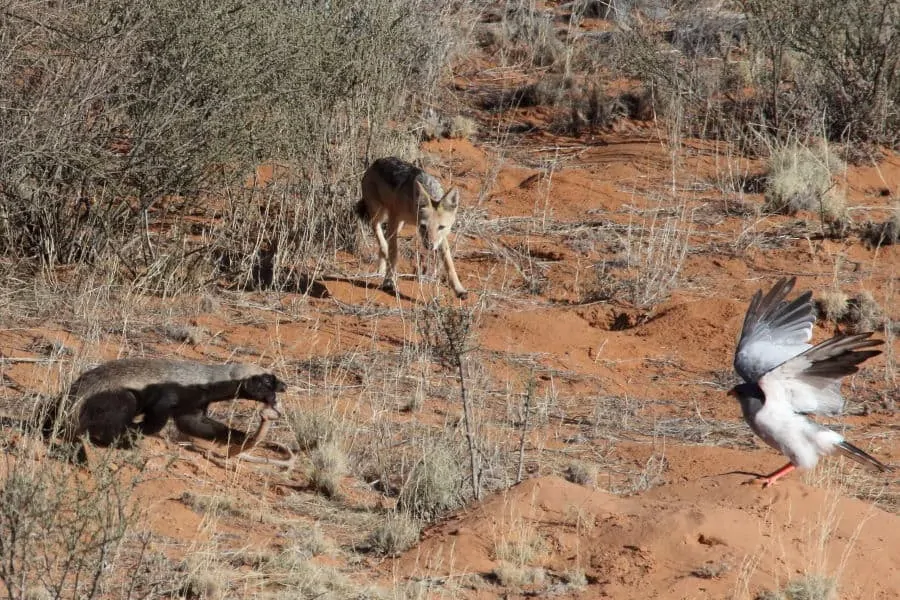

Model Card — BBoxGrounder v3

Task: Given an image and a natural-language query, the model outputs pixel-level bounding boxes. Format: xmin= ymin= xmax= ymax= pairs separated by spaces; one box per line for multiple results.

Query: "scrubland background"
xmin=0 ymin=1 xmax=898 ymax=598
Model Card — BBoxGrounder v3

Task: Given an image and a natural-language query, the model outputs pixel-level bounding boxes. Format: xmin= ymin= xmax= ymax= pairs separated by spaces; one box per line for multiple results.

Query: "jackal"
xmin=356 ymin=157 xmax=468 ymax=299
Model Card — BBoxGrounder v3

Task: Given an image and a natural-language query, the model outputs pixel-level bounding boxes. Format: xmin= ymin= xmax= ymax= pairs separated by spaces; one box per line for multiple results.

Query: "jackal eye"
xmin=438 ymin=225 xmax=446 ymax=230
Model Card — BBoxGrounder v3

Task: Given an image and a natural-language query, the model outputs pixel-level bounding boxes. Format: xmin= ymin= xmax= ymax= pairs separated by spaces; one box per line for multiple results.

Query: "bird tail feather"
xmin=836 ymin=441 xmax=892 ymax=472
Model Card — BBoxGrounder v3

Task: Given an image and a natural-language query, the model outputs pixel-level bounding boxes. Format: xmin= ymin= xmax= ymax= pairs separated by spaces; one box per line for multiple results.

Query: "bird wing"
xmin=756 ymin=332 xmax=883 ymax=416
xmin=734 ymin=277 xmax=815 ymax=383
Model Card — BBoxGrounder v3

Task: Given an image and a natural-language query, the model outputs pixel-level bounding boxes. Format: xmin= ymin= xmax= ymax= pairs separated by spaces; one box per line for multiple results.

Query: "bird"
xmin=729 ymin=277 xmax=892 ymax=487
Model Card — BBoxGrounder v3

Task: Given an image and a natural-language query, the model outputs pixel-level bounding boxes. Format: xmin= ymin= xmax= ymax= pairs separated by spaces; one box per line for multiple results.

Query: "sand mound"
xmin=395 ymin=475 xmax=900 ymax=598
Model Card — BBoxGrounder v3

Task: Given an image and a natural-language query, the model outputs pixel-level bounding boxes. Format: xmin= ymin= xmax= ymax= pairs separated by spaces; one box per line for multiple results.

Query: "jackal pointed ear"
xmin=415 ymin=181 xmax=433 ymax=203
xmin=441 ymin=188 xmax=460 ymax=211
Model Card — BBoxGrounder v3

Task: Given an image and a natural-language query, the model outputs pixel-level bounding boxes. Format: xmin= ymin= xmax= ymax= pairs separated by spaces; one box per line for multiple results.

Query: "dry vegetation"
xmin=0 ymin=0 xmax=898 ymax=598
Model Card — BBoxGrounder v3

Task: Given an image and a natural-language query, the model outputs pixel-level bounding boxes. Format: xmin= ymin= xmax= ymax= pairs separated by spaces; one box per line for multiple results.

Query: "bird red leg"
xmin=744 ymin=463 xmax=796 ymax=487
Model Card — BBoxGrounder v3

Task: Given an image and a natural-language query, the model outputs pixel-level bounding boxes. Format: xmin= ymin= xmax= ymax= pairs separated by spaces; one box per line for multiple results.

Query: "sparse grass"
xmin=229 ymin=545 xmax=381 ymax=598
xmin=622 ymin=199 xmax=693 ymax=309
xmin=692 ymin=561 xmax=730 ymax=579
xmin=288 ymin=408 xmax=340 ymax=451
xmin=756 ymin=574 xmax=837 ymax=600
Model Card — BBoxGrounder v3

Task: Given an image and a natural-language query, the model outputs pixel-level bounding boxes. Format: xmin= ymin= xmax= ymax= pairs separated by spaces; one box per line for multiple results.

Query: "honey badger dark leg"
xmin=172 ymin=410 xmax=253 ymax=446
xmin=138 ymin=374 xmax=285 ymax=442
xmin=136 ymin=387 xmax=180 ymax=435
xmin=76 ymin=390 xmax=141 ymax=447
xmin=171 ymin=375 xmax=290 ymax=464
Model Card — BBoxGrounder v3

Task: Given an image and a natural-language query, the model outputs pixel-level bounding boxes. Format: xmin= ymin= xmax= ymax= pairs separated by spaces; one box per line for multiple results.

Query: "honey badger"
xmin=51 ymin=359 xmax=286 ymax=457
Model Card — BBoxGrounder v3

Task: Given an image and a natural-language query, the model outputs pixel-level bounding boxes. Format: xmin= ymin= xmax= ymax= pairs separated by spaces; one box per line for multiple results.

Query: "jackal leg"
xmin=440 ymin=239 xmax=468 ymax=299
xmin=381 ymin=218 xmax=403 ymax=292
xmin=372 ymin=219 xmax=390 ymax=277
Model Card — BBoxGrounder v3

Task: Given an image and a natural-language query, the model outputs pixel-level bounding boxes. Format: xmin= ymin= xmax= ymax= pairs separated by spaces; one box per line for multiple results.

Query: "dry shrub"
xmin=614 ymin=0 xmax=900 ymax=149
xmin=818 ymin=290 xmax=849 ymax=323
xmin=565 ymin=461 xmax=598 ymax=488
xmin=744 ymin=0 xmax=900 ymax=148
xmin=572 ymin=0 xmax=634 ymax=22
xmin=367 ymin=512 xmax=421 ymax=556
xmin=757 ymin=574 xmax=837 ymax=600
xmin=764 ymin=142 xmax=846 ymax=216
xmin=421 ymin=113 xmax=478 ymax=140
xmin=817 ymin=290 xmax=884 ymax=333
xmin=845 ymin=291 xmax=883 ymax=332
xmin=611 ymin=11 xmax=756 ymax=143
xmin=397 ymin=439 xmax=465 ymax=521
xmin=0 ymin=453 xmax=139 ymax=600
xmin=480 ymin=4 xmax=565 ymax=69
xmin=862 ymin=207 xmax=900 ymax=249
xmin=0 ymin=0 xmax=459 ymax=291
xmin=448 ymin=115 xmax=479 ymax=140
xmin=288 ymin=409 xmax=339 ymax=451
xmin=481 ymin=76 xmax=570 ymax=112
xmin=492 ymin=564 xmax=546 ymax=588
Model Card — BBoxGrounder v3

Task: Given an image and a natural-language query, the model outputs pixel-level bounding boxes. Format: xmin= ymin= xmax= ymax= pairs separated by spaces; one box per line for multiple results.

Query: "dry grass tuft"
xmin=764 ymin=142 xmax=846 ymax=216
xmin=565 ymin=461 xmax=598 ymax=488
xmin=816 ymin=289 xmax=884 ymax=333
xmin=846 ymin=291 xmax=884 ymax=332
xmin=181 ymin=570 xmax=227 ymax=600
xmin=367 ymin=512 xmax=421 ymax=556
xmin=397 ymin=440 xmax=465 ymax=521
xmin=309 ymin=439 xmax=349 ymax=498
xmin=692 ymin=561 xmax=730 ymax=579
xmin=862 ymin=207 xmax=900 ymax=249
xmin=756 ymin=573 xmax=837 ymax=600
xmin=288 ymin=409 xmax=339 ymax=451
xmin=818 ymin=290 xmax=849 ymax=323
xmin=492 ymin=563 xmax=546 ymax=588
xmin=563 ymin=568 xmax=588 ymax=588
xmin=448 ymin=115 xmax=479 ymax=140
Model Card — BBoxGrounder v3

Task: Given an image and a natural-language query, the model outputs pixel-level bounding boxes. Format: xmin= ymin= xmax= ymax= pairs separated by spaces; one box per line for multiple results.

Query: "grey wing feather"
xmin=734 ymin=277 xmax=815 ymax=383
xmin=758 ymin=332 xmax=884 ymax=415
